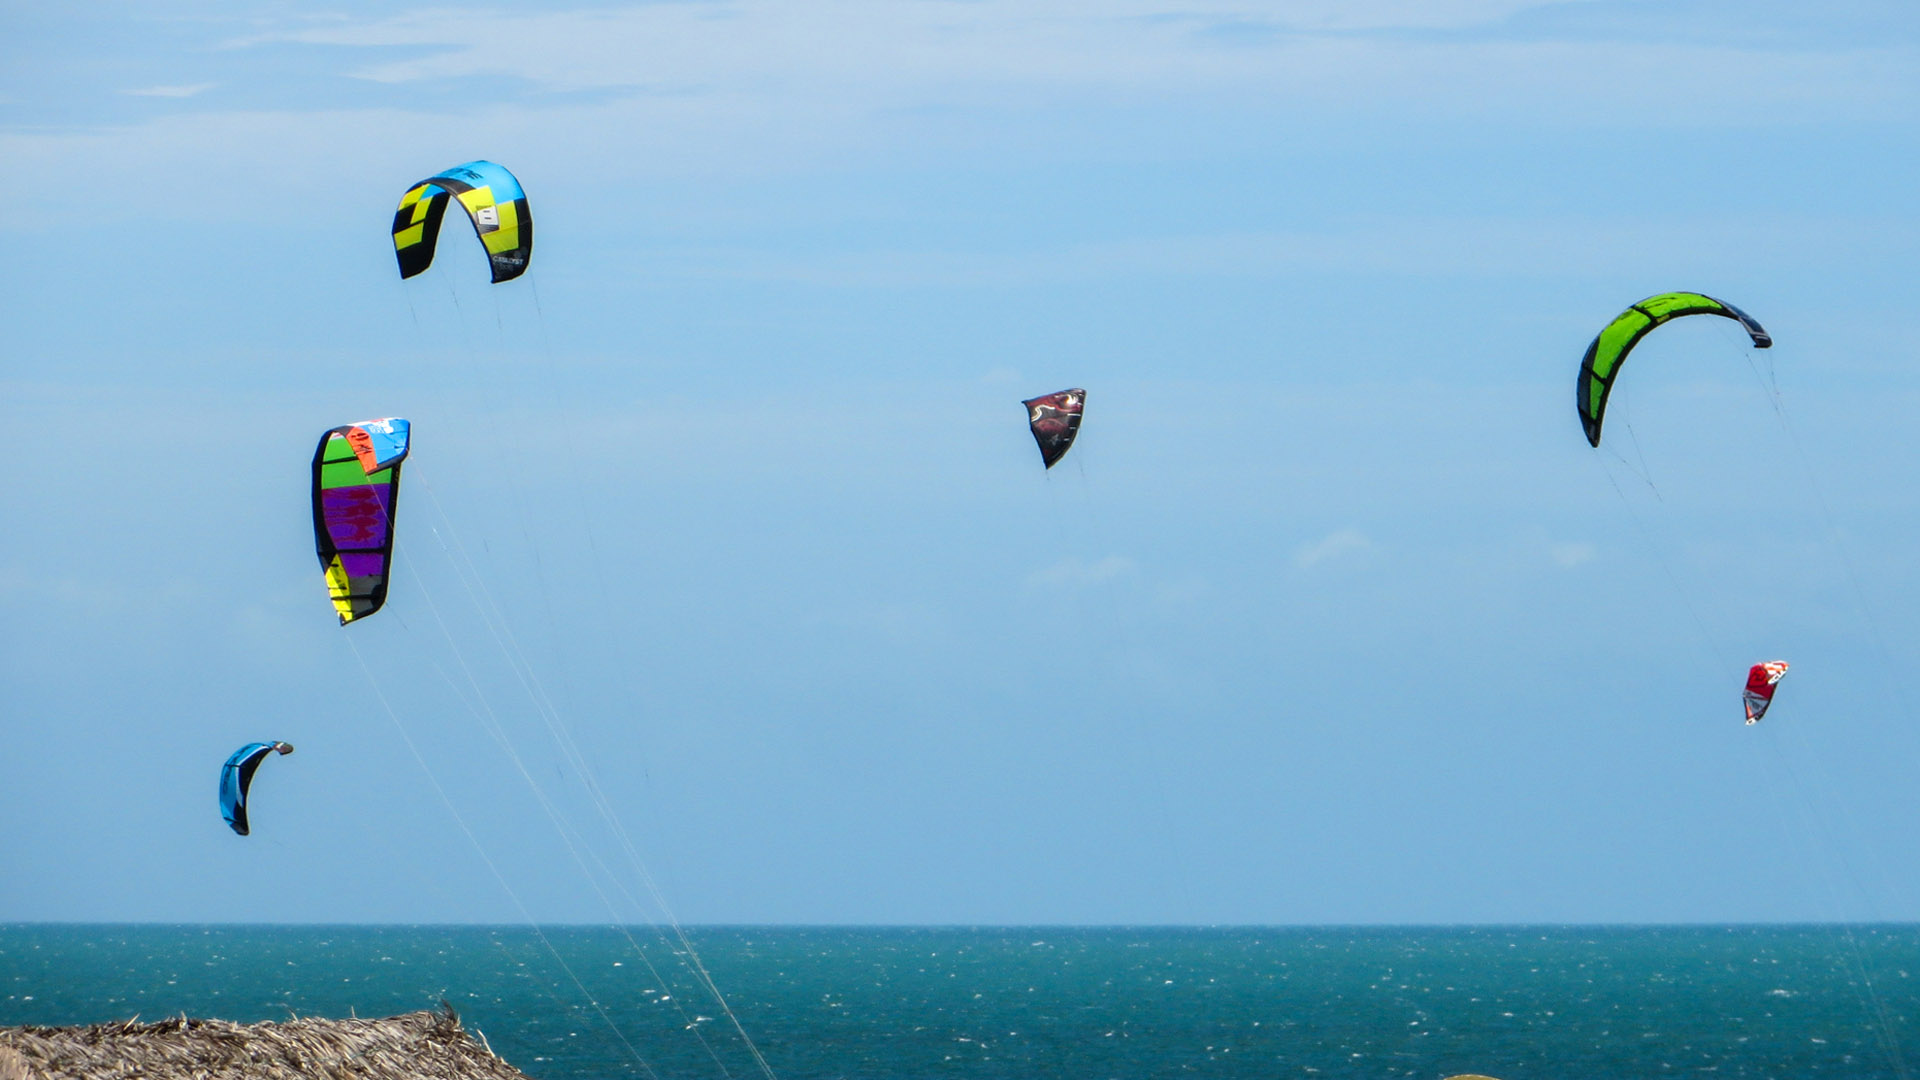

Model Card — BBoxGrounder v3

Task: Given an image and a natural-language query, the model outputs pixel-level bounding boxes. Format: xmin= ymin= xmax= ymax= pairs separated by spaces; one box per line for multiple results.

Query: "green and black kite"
xmin=1575 ymin=292 xmax=1770 ymax=447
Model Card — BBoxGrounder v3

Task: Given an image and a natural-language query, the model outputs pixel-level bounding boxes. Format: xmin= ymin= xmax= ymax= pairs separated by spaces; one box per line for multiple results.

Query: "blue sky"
xmin=4 ymin=0 xmax=1920 ymax=925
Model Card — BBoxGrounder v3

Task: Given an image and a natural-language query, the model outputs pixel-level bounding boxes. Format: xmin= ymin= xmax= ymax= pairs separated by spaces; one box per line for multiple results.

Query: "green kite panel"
xmin=1575 ymin=292 xmax=1770 ymax=447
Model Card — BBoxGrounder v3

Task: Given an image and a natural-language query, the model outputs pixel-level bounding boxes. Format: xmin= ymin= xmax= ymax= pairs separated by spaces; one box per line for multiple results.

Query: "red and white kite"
xmin=1744 ymin=661 xmax=1789 ymax=724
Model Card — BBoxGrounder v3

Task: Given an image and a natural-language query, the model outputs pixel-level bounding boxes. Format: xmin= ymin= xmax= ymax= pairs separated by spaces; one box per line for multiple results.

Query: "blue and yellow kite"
xmin=391 ymin=160 xmax=532 ymax=283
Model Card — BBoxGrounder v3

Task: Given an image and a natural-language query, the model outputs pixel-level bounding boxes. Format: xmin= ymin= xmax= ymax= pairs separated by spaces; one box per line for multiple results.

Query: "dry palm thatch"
xmin=0 ymin=1006 xmax=536 ymax=1080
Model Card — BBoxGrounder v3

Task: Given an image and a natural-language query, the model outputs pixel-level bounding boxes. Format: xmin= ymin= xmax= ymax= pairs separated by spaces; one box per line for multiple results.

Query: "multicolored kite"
xmin=312 ymin=418 xmax=409 ymax=625
xmin=1576 ymin=293 xmax=1770 ymax=447
xmin=220 ymin=741 xmax=293 ymax=836
xmin=392 ymin=161 xmax=532 ymax=283
xmin=1744 ymin=661 xmax=1789 ymax=724
xmin=1023 ymin=388 xmax=1085 ymax=469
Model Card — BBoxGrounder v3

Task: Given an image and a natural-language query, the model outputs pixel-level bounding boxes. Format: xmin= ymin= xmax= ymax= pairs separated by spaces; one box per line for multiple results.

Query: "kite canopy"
xmin=1575 ymin=293 xmax=1771 ymax=447
xmin=1744 ymin=660 xmax=1789 ymax=724
xmin=313 ymin=418 xmax=409 ymax=625
xmin=219 ymin=741 xmax=293 ymax=836
xmin=1023 ymin=388 xmax=1085 ymax=469
xmin=392 ymin=161 xmax=532 ymax=284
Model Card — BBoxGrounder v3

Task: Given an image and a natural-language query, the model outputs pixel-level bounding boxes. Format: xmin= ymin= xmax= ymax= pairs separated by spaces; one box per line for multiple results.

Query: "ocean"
xmin=3 ymin=925 xmax=1917 ymax=1079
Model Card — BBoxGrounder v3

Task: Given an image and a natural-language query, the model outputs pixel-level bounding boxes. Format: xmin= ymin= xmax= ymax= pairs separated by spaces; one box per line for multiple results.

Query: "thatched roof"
xmin=0 ymin=1007 xmax=535 ymax=1080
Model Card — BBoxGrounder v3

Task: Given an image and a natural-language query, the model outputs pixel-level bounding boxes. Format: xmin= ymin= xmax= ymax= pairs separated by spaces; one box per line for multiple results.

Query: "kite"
xmin=1023 ymin=389 xmax=1085 ymax=469
xmin=313 ymin=418 xmax=409 ymax=624
xmin=1575 ymin=293 xmax=1770 ymax=447
xmin=219 ymin=741 xmax=294 ymax=836
xmin=392 ymin=161 xmax=532 ymax=283
xmin=1744 ymin=661 xmax=1789 ymax=724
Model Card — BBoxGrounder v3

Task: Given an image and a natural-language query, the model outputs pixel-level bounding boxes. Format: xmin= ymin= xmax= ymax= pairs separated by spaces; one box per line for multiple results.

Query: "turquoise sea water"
xmin=3 ymin=925 xmax=1919 ymax=1079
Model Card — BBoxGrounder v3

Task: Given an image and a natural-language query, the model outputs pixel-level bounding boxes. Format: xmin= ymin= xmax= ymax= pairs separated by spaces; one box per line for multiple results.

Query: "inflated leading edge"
xmin=1023 ymin=388 xmax=1086 ymax=469
xmin=219 ymin=741 xmax=293 ymax=836
xmin=392 ymin=160 xmax=533 ymax=284
xmin=312 ymin=418 xmax=410 ymax=625
xmin=1576 ymin=292 xmax=1770 ymax=447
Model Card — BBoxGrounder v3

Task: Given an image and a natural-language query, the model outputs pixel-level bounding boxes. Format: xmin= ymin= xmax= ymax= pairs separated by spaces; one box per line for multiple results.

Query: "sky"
xmin=3 ymin=0 xmax=1920 ymax=926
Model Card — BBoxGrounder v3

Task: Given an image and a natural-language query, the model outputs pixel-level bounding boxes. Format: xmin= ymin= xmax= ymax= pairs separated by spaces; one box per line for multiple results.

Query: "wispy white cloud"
xmin=1155 ymin=577 xmax=1209 ymax=604
xmin=3 ymin=1 xmax=1915 ymax=232
xmin=216 ymin=1 xmax=1913 ymax=120
xmin=232 ymin=1 xmax=1600 ymax=90
xmin=0 ymin=564 xmax=194 ymax=615
xmin=1551 ymin=541 xmax=1596 ymax=567
xmin=1148 ymin=0 xmax=1604 ymax=34
xmin=1027 ymin=555 xmax=1137 ymax=587
xmin=1295 ymin=528 xmax=1374 ymax=568
xmin=123 ymin=83 xmax=216 ymax=99
xmin=1252 ymin=0 xmax=1588 ymax=31
xmin=624 ymin=213 xmax=1916 ymax=287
